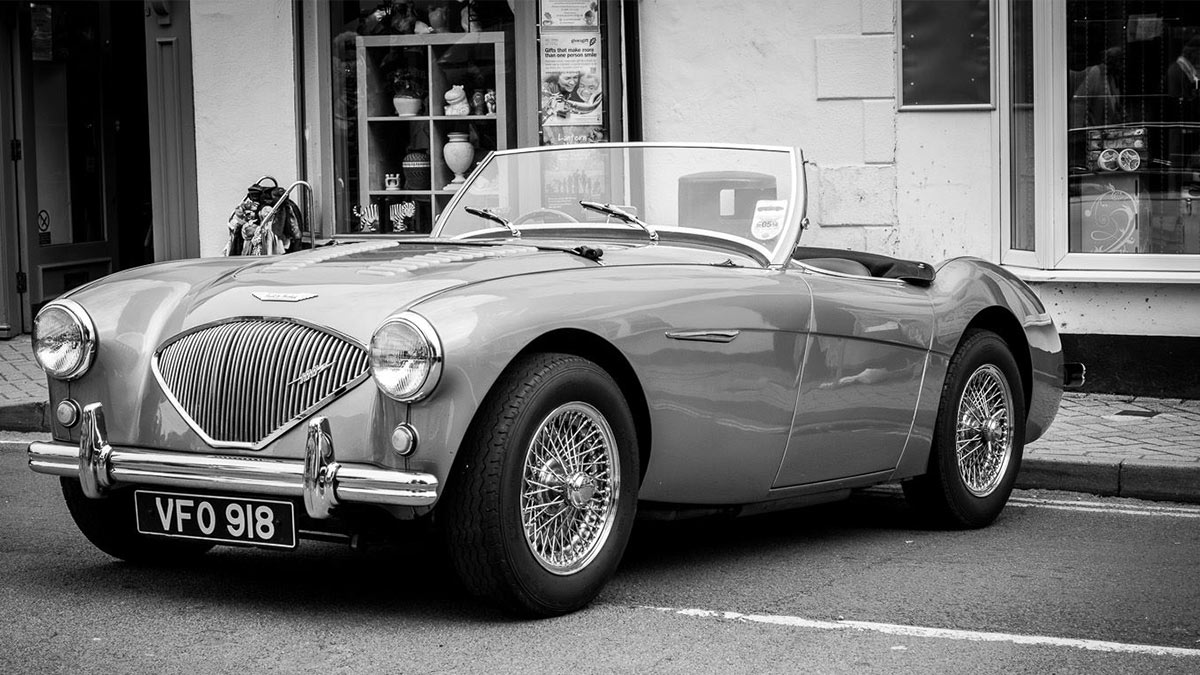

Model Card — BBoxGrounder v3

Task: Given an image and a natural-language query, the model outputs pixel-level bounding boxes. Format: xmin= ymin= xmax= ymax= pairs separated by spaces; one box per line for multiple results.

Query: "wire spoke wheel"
xmin=445 ymin=353 xmax=638 ymax=615
xmin=902 ymin=329 xmax=1025 ymax=529
xmin=955 ymin=364 xmax=1014 ymax=498
xmin=520 ymin=402 xmax=620 ymax=575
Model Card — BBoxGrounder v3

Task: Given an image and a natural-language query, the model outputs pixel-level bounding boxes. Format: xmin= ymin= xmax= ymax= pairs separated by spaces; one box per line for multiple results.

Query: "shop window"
xmin=325 ymin=1 xmax=519 ymax=236
xmin=312 ymin=1 xmax=628 ymax=237
xmin=1067 ymin=0 xmax=1200 ymax=256
xmin=900 ymin=0 xmax=993 ymax=109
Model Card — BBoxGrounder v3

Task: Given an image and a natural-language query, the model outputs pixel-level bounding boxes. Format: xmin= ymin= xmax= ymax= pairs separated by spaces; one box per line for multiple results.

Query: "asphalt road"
xmin=1 ymin=449 xmax=1197 ymax=674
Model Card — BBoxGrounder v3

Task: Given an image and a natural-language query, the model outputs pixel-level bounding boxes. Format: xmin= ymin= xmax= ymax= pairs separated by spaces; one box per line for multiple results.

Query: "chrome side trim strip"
xmin=664 ymin=329 xmax=740 ymax=343
xmin=30 ymin=409 xmax=438 ymax=518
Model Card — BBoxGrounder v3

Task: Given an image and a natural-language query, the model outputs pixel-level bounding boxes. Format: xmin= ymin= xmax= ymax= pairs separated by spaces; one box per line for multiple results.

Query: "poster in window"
xmin=540 ymin=30 xmax=605 ymax=144
xmin=542 ymin=150 xmax=608 ymax=215
xmin=541 ymin=0 xmax=600 ymax=28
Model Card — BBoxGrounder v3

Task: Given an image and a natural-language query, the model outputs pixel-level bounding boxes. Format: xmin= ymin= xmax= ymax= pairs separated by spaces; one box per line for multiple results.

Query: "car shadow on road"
xmin=21 ymin=489 xmax=959 ymax=620
xmin=623 ymin=488 xmax=925 ymax=568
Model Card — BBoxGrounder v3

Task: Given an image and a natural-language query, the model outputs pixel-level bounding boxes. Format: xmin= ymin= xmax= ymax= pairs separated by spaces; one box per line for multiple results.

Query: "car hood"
xmin=67 ymin=241 xmax=606 ymax=345
xmin=55 ymin=237 xmax=761 ymax=454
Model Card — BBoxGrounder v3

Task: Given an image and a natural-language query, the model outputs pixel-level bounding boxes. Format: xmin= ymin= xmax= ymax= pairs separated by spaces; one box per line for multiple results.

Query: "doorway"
xmin=2 ymin=1 xmax=152 ymax=335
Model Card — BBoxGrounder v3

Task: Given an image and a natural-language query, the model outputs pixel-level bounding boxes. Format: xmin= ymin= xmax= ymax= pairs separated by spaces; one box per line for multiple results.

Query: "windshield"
xmin=434 ymin=143 xmax=803 ymax=266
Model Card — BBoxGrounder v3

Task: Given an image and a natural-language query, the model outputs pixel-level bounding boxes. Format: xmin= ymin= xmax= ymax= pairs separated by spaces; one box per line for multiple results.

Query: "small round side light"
xmin=390 ymin=424 xmax=419 ymax=457
xmin=56 ymin=399 xmax=81 ymax=428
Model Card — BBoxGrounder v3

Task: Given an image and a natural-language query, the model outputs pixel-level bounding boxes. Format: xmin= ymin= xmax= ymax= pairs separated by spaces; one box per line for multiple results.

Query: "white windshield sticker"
xmin=751 ymin=200 xmax=787 ymax=241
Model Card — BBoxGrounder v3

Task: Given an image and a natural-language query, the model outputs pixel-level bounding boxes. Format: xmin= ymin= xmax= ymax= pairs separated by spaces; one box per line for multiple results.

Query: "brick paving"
xmin=1026 ymin=393 xmax=1200 ymax=464
xmin=0 ymin=337 xmax=46 ymax=405
xmin=1 ymin=335 xmax=1198 ymax=501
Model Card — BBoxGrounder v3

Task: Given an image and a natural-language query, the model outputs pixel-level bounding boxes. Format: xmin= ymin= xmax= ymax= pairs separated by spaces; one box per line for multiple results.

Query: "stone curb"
xmin=1019 ymin=456 xmax=1200 ymax=504
xmin=0 ymin=402 xmax=49 ymax=433
xmin=0 ymin=433 xmax=44 ymax=454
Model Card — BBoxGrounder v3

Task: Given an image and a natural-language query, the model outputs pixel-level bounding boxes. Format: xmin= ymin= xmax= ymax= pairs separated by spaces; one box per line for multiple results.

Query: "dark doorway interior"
xmin=108 ymin=1 xmax=154 ymax=272
xmin=18 ymin=0 xmax=152 ymax=322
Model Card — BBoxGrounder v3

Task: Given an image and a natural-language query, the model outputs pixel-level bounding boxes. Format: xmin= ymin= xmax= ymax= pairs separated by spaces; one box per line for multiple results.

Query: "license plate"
xmin=134 ymin=490 xmax=297 ymax=549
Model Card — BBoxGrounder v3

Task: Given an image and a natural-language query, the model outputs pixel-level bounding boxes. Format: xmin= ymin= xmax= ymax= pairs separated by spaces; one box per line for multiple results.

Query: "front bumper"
xmin=28 ymin=403 xmax=438 ymax=520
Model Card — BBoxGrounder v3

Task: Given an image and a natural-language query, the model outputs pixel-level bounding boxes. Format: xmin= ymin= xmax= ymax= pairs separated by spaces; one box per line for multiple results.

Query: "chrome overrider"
xmin=27 ymin=403 xmax=438 ymax=519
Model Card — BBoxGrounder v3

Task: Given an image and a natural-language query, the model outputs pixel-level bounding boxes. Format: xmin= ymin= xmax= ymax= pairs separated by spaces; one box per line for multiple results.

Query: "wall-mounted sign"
xmin=37 ymin=210 xmax=51 ymax=246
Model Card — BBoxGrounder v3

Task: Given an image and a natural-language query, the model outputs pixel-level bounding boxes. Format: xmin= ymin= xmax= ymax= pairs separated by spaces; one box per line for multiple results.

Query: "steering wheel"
xmin=510 ymin=208 xmax=579 ymax=226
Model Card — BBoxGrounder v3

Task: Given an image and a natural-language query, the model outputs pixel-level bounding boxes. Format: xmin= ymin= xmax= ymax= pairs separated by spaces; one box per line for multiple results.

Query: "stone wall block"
xmin=815 ymin=35 xmax=895 ymax=100
xmin=861 ymin=0 xmax=896 ymax=34
xmin=816 ymin=164 xmax=897 ymax=226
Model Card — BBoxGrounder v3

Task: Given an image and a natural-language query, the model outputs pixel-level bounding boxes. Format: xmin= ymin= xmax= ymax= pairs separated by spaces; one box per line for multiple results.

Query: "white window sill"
xmin=1005 ymin=266 xmax=1200 ymax=284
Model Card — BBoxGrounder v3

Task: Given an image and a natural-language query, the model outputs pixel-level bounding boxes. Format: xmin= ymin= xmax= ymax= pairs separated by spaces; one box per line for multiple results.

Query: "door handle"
xmin=664 ymin=329 xmax=740 ymax=343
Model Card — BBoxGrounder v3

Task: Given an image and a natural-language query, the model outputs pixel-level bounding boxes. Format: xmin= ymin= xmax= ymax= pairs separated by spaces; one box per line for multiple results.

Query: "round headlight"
xmin=370 ymin=313 xmax=443 ymax=402
xmin=32 ymin=300 xmax=97 ymax=380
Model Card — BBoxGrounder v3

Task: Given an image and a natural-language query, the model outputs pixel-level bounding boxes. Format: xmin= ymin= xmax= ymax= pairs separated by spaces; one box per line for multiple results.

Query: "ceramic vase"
xmin=402 ymin=149 xmax=430 ymax=190
xmin=443 ymin=133 xmax=474 ymax=189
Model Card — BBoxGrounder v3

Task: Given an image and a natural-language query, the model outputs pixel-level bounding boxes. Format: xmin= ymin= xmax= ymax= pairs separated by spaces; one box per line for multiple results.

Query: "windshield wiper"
xmin=579 ymin=201 xmax=658 ymax=242
xmin=465 ymin=206 xmax=521 ymax=238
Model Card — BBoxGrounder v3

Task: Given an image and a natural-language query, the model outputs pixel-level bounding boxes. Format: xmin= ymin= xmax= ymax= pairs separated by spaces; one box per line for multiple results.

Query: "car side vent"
xmin=154 ymin=319 xmax=369 ymax=449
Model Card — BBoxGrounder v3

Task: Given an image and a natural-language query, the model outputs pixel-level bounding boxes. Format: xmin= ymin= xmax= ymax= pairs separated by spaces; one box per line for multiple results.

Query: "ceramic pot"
xmin=443 ymin=85 xmax=470 ymax=116
xmin=442 ymin=132 xmax=474 ymax=189
xmin=393 ymin=96 xmax=423 ymax=116
xmin=402 ymin=149 xmax=430 ymax=190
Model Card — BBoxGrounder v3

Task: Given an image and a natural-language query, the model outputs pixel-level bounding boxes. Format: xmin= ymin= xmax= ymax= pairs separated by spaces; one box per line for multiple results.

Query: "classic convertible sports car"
xmin=28 ymin=143 xmax=1080 ymax=617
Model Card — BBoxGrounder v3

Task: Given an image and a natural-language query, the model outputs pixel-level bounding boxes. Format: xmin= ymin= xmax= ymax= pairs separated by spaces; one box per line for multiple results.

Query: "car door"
xmin=772 ymin=268 xmax=935 ymax=488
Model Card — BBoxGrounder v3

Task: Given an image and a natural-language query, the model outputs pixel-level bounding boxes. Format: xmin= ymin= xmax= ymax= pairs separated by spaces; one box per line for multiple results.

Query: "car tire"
xmin=903 ymin=329 xmax=1026 ymax=529
xmin=61 ymin=479 xmax=213 ymax=563
xmin=442 ymin=353 xmax=639 ymax=617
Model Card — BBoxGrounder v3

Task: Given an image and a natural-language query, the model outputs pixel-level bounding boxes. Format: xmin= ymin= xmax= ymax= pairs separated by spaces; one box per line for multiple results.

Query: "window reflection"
xmin=1068 ymin=1 xmax=1200 ymax=254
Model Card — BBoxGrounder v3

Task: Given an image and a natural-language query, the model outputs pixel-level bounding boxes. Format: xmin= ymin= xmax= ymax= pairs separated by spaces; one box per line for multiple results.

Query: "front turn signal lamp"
xmin=369 ymin=312 xmax=443 ymax=402
xmin=32 ymin=300 xmax=97 ymax=380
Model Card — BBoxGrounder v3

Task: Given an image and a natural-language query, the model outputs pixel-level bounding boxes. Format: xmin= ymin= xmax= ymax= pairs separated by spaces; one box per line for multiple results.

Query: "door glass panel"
xmin=30 ymin=1 xmax=106 ymax=245
xmin=1010 ymin=0 xmax=1035 ymax=250
xmin=1067 ymin=0 xmax=1200 ymax=254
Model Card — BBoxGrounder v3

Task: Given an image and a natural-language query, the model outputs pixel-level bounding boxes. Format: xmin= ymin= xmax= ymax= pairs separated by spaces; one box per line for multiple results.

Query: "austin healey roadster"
xmin=28 ymin=143 xmax=1078 ymax=616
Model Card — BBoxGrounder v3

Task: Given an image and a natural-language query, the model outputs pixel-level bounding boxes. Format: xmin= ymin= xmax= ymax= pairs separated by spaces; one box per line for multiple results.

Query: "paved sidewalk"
xmin=0 ymin=337 xmax=47 ymax=432
xmin=1015 ymin=393 xmax=1200 ymax=503
xmin=2 ymin=336 xmax=1198 ymax=502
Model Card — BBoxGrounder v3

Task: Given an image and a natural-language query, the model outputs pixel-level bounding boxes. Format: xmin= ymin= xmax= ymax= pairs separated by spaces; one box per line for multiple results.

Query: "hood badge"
xmin=288 ymin=362 xmax=335 ymax=388
xmin=253 ymin=291 xmax=318 ymax=302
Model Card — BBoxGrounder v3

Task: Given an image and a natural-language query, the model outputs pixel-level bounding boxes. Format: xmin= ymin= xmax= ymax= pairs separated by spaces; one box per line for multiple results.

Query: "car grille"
xmin=154 ymin=319 xmax=369 ymax=448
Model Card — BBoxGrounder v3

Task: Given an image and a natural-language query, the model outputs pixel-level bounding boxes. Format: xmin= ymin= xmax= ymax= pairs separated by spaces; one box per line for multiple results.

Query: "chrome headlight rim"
xmin=33 ymin=299 xmax=97 ymax=381
xmin=370 ymin=311 xmax=444 ymax=403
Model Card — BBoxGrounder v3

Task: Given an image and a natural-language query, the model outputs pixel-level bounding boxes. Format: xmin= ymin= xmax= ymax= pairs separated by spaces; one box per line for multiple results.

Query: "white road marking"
xmin=643 ymin=607 xmax=1200 ymax=658
xmin=1008 ymin=496 xmax=1200 ymax=519
xmin=861 ymin=486 xmax=1200 ymax=519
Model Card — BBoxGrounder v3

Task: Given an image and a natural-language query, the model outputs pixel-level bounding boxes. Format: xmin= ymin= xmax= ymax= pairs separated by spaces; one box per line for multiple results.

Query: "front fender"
xmin=405 ymin=263 xmax=811 ymax=505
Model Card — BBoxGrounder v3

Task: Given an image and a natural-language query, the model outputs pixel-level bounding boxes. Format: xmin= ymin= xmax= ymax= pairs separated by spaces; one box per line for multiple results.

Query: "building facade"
xmin=2 ymin=0 xmax=1198 ymax=395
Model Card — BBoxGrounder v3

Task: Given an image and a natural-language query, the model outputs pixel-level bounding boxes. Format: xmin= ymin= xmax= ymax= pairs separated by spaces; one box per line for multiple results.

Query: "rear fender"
xmin=929 ymin=258 xmax=1063 ymax=444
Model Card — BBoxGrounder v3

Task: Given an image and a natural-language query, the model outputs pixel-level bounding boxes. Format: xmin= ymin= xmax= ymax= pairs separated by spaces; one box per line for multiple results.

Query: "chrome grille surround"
xmin=152 ymin=318 xmax=370 ymax=450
